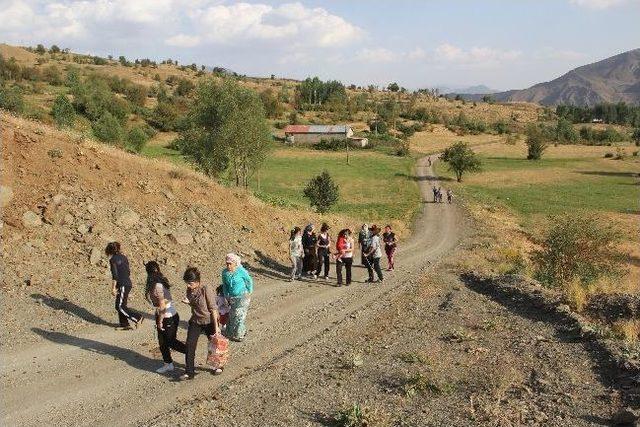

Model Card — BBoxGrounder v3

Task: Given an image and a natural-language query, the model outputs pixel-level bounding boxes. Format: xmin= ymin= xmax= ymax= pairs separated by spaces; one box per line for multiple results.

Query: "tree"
xmin=126 ymin=127 xmax=149 ymax=153
xmin=179 ymin=79 xmax=271 ymax=186
xmin=51 ymin=94 xmax=75 ymax=128
xmin=632 ymin=127 xmax=640 ymax=146
xmin=35 ymin=44 xmax=46 ymax=55
xmin=125 ymin=83 xmax=147 ymax=107
xmin=555 ymin=118 xmax=577 ymax=143
xmin=441 ymin=142 xmax=481 ymax=182
xmin=260 ymin=88 xmax=282 ymax=119
xmin=92 ymin=112 xmax=123 ymax=143
xmin=49 ymin=45 xmax=61 ymax=54
xmin=303 ymin=171 xmax=340 ymax=213
xmin=533 ymin=214 xmax=624 ymax=289
xmin=149 ymin=101 xmax=178 ymax=131
xmin=387 ymin=82 xmax=400 ymax=92
xmin=525 ymin=124 xmax=549 ymax=160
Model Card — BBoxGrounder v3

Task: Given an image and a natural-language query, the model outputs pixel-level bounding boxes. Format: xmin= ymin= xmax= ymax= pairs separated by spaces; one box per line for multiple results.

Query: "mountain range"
xmin=462 ymin=48 xmax=640 ymax=106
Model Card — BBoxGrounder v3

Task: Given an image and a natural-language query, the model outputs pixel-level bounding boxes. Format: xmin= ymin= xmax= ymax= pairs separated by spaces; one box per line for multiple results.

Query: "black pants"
xmin=303 ymin=248 xmax=316 ymax=274
xmin=366 ymin=257 xmax=384 ymax=282
xmin=158 ymin=314 xmax=186 ymax=364
xmin=115 ymin=285 xmax=142 ymax=327
xmin=336 ymin=258 xmax=352 ymax=285
xmin=185 ymin=320 xmax=215 ymax=376
xmin=315 ymin=250 xmax=330 ymax=277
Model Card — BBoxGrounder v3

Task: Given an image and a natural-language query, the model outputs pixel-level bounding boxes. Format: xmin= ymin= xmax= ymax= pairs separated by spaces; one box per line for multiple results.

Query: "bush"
xmin=314 ymin=138 xmax=347 ymax=151
xmin=303 ymin=170 xmax=339 ymax=213
xmin=525 ymin=124 xmax=549 ymax=160
xmin=0 ymin=84 xmax=25 ymax=113
xmin=533 ymin=214 xmax=625 ymax=290
xmin=175 ymin=78 xmax=195 ymax=96
xmin=604 ymin=152 xmax=614 ymax=158
xmin=126 ymin=127 xmax=149 ymax=153
xmin=149 ymin=101 xmax=178 ymax=131
xmin=51 ymin=94 xmax=75 ymax=128
xmin=92 ymin=112 xmax=123 ymax=143
xmin=369 ymin=120 xmax=388 ymax=134
xmin=492 ymin=120 xmax=510 ymax=135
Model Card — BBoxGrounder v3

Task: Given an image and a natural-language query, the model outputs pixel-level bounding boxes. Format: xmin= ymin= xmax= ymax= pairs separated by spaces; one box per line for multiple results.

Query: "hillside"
xmin=492 ymin=48 xmax=640 ymax=106
xmin=0 ymin=113 xmax=354 ymax=347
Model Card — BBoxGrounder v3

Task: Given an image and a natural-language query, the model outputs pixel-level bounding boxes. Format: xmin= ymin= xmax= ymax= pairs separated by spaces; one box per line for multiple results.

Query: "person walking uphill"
xmin=364 ymin=226 xmax=384 ymax=283
xmin=315 ymin=223 xmax=331 ymax=280
xmin=289 ymin=227 xmax=303 ymax=282
xmin=222 ymin=253 xmax=253 ymax=342
xmin=181 ymin=267 xmax=221 ymax=380
xmin=383 ymin=225 xmax=397 ymax=271
xmin=358 ymin=224 xmax=371 ymax=267
xmin=145 ymin=261 xmax=186 ymax=374
xmin=302 ymin=224 xmax=318 ymax=278
xmin=335 ymin=228 xmax=354 ymax=286
xmin=106 ymin=242 xmax=143 ymax=330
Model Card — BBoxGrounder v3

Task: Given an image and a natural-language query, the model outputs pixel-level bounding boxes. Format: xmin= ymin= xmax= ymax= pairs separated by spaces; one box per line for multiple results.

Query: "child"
xmin=216 ymin=285 xmax=230 ymax=330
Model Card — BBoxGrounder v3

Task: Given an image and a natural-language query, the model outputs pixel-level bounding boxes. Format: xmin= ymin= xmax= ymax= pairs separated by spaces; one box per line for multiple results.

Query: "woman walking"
xmin=145 ymin=261 xmax=186 ymax=374
xmin=315 ymin=223 xmax=331 ymax=280
xmin=382 ymin=225 xmax=397 ymax=271
xmin=105 ymin=242 xmax=143 ymax=330
xmin=222 ymin=253 xmax=253 ymax=342
xmin=358 ymin=224 xmax=371 ymax=267
xmin=335 ymin=229 xmax=354 ymax=286
xmin=181 ymin=267 xmax=221 ymax=380
xmin=289 ymin=226 xmax=303 ymax=281
xmin=447 ymin=189 xmax=453 ymax=204
xmin=364 ymin=226 xmax=384 ymax=283
xmin=302 ymin=224 xmax=318 ymax=278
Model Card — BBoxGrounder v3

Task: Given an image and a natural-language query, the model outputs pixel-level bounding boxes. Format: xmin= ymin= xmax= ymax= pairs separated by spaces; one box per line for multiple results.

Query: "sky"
xmin=0 ymin=0 xmax=639 ymax=90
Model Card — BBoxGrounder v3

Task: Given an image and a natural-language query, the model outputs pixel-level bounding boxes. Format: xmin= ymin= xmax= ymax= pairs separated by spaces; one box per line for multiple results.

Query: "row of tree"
xmin=556 ymin=102 xmax=640 ymax=127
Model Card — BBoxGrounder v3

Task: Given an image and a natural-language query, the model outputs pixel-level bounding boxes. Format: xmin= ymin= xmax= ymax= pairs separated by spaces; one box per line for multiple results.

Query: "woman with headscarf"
xmin=358 ymin=224 xmax=371 ymax=267
xmin=221 ymin=253 xmax=253 ymax=342
xmin=302 ymin=224 xmax=318 ymax=278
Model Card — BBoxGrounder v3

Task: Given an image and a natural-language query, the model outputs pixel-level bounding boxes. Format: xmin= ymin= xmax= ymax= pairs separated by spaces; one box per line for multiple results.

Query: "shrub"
xmin=441 ymin=142 xmax=481 ymax=182
xmin=42 ymin=65 xmax=63 ymax=85
xmin=492 ymin=120 xmax=510 ymax=135
xmin=555 ymin=118 xmax=578 ymax=143
xmin=0 ymin=84 xmax=25 ymax=113
xmin=92 ymin=111 xmax=123 ymax=143
xmin=149 ymin=101 xmax=178 ymax=131
xmin=525 ymin=124 xmax=549 ymax=160
xmin=303 ymin=170 xmax=339 ymax=213
xmin=126 ymin=127 xmax=149 ymax=153
xmin=124 ymin=84 xmax=147 ymax=107
xmin=604 ymin=152 xmax=614 ymax=158
xmin=314 ymin=138 xmax=347 ymax=151
xmin=51 ymin=94 xmax=75 ymax=128
xmin=369 ymin=120 xmax=388 ymax=134
xmin=175 ymin=78 xmax=195 ymax=96
xmin=533 ymin=214 xmax=625 ymax=290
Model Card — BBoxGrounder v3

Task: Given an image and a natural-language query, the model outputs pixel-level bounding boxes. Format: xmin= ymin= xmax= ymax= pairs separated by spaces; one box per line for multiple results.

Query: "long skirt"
xmin=226 ymin=295 xmax=251 ymax=341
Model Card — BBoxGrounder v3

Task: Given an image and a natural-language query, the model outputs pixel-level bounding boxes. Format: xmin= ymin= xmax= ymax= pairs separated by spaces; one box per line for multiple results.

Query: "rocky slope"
xmin=0 ymin=113 xmax=349 ymax=347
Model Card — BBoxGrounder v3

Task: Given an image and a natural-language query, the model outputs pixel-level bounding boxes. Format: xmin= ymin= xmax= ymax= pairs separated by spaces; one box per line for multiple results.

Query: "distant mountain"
xmin=491 ymin=49 xmax=640 ymax=106
xmin=438 ymin=84 xmax=497 ymax=95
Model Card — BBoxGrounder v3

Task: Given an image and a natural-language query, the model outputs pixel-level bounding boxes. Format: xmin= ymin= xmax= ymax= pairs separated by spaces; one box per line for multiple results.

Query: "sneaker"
xmin=212 ymin=368 xmax=224 ymax=375
xmin=156 ymin=363 xmax=174 ymax=374
xmin=179 ymin=373 xmax=194 ymax=381
xmin=323 ymin=276 xmax=329 ymax=281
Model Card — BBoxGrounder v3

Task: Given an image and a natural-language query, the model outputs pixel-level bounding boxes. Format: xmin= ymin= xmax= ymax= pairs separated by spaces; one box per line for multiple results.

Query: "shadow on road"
xmin=395 ymin=172 xmax=453 ymax=182
xmin=31 ymin=293 xmax=119 ymax=328
xmin=32 ymin=327 xmax=159 ymax=373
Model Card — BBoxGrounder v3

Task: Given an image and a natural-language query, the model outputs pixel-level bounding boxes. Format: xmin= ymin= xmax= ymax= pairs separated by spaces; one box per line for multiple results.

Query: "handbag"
xmin=207 ymin=333 xmax=229 ymax=369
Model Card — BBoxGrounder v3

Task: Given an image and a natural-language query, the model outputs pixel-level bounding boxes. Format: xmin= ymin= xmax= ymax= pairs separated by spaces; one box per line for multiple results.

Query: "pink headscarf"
xmin=225 ymin=252 xmax=241 ymax=266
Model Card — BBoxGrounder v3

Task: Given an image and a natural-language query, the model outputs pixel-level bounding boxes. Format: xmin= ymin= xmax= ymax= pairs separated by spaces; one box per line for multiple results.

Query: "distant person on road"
xmin=145 ymin=261 xmax=186 ymax=374
xmin=364 ymin=225 xmax=384 ymax=283
xmin=302 ymin=224 xmax=318 ymax=278
xmin=221 ymin=253 xmax=253 ymax=342
xmin=382 ymin=225 xmax=397 ymax=271
xmin=335 ymin=228 xmax=354 ymax=286
xmin=432 ymin=186 xmax=438 ymax=203
xmin=358 ymin=223 xmax=371 ymax=266
xmin=447 ymin=189 xmax=453 ymax=204
xmin=427 ymin=157 xmax=432 ymax=167
xmin=437 ymin=187 xmax=444 ymax=203
xmin=181 ymin=266 xmax=221 ymax=380
xmin=105 ymin=242 xmax=143 ymax=330
xmin=315 ymin=223 xmax=331 ymax=280
xmin=289 ymin=226 xmax=303 ymax=282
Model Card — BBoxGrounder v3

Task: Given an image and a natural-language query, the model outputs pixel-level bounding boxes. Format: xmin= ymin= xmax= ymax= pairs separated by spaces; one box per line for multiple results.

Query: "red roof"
xmin=283 ymin=125 xmax=310 ymax=134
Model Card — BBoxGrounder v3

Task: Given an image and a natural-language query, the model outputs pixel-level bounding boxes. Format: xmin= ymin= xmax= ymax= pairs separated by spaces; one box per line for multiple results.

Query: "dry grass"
xmin=410 ymin=125 xmax=502 ymax=155
xmin=611 ymin=320 xmax=640 ymax=343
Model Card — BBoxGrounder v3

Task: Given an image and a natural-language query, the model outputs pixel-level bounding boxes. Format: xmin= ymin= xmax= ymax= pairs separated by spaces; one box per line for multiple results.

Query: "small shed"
xmin=284 ymin=125 xmax=354 ymax=145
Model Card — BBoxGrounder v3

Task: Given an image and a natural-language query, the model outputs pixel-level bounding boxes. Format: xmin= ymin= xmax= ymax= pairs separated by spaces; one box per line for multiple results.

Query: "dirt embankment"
xmin=0 ymin=113 xmax=351 ymax=348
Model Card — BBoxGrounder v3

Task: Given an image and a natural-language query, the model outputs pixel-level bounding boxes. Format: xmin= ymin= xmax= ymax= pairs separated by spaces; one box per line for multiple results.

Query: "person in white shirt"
xmin=289 ymin=226 xmax=303 ymax=281
xmin=364 ymin=225 xmax=384 ymax=283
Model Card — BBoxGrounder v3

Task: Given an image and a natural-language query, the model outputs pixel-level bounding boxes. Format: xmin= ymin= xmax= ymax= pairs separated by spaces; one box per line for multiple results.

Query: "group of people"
xmin=288 ymin=223 xmax=397 ymax=286
xmin=432 ymin=186 xmax=453 ymax=204
xmin=105 ymin=242 xmax=253 ymax=380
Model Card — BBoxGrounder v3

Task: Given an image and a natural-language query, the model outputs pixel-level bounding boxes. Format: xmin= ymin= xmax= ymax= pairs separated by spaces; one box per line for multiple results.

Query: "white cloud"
xmin=355 ymin=47 xmax=397 ymax=63
xmin=165 ymin=34 xmax=201 ymax=48
xmin=406 ymin=47 xmax=427 ymax=61
xmin=534 ymin=47 xmax=587 ymax=61
xmin=569 ymin=0 xmax=629 ymax=9
xmin=435 ymin=43 xmax=521 ymax=66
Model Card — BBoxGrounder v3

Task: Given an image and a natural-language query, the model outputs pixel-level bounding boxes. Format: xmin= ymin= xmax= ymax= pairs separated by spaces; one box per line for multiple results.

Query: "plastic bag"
xmin=206 ymin=333 xmax=229 ymax=369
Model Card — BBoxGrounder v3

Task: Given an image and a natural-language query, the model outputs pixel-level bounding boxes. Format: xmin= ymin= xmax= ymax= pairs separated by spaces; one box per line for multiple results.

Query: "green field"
xmin=249 ymin=146 xmax=420 ymax=223
xmin=435 ymin=151 xmax=640 ymax=220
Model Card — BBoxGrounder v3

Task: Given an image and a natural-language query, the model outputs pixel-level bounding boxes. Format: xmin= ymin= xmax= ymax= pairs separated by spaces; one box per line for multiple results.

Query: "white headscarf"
xmin=225 ymin=252 xmax=242 ymax=266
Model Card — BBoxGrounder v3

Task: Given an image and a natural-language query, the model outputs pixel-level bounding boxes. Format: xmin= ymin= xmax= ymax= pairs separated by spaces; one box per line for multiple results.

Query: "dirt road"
xmin=1 ymin=155 xmax=465 ymax=426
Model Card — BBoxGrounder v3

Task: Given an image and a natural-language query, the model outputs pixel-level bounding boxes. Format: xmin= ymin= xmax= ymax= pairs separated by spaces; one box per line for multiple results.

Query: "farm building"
xmin=284 ymin=125 xmax=354 ymax=145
